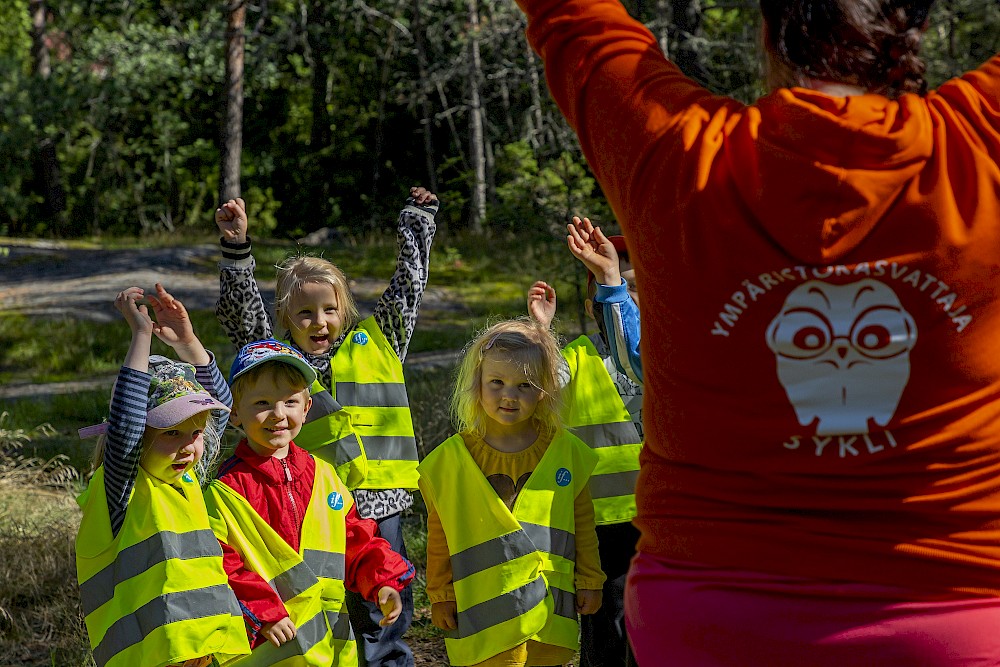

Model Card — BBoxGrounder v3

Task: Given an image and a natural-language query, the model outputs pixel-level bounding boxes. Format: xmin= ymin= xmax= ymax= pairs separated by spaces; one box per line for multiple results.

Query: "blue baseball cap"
xmin=229 ymin=338 xmax=318 ymax=385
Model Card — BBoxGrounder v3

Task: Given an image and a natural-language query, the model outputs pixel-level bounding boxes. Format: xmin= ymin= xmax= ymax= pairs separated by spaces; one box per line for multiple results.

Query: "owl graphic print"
xmin=765 ymin=279 xmax=917 ymax=436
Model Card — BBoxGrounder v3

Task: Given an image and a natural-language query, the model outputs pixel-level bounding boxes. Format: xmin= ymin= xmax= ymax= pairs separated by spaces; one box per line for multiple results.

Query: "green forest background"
xmin=3 ymin=0 xmax=999 ymax=243
xmin=1 ymin=1 xmax=999 ymax=665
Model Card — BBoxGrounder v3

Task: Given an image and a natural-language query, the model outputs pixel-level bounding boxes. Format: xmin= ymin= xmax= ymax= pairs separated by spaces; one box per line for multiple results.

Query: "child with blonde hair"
xmin=75 ymin=284 xmax=249 ymax=667
xmin=215 ymin=187 xmax=438 ymax=665
xmin=418 ymin=318 xmax=605 ymax=667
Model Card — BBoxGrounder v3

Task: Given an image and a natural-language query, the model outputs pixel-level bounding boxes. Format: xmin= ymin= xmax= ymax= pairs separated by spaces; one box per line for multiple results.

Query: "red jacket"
xmin=216 ymin=440 xmax=414 ymax=646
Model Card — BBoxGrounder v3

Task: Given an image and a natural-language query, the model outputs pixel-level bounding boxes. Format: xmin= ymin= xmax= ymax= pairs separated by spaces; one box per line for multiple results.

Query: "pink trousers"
xmin=625 ymin=551 xmax=1000 ymax=666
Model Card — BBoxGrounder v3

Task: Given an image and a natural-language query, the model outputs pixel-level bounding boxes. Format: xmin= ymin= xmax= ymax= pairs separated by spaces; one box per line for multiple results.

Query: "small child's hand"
xmin=146 ymin=283 xmax=210 ymax=366
xmin=147 ymin=283 xmax=195 ymax=347
xmin=377 ymin=586 xmax=403 ymax=627
xmin=261 ymin=617 xmax=297 ymax=648
xmin=527 ymin=280 xmax=557 ymax=329
xmin=431 ymin=600 xmax=458 ymax=631
xmin=567 ymin=216 xmax=621 ymax=287
xmin=409 ymin=186 xmax=437 ymax=206
xmin=115 ymin=287 xmax=154 ymax=336
xmin=215 ymin=197 xmax=248 ymax=243
xmin=576 ymin=588 xmax=603 ymax=615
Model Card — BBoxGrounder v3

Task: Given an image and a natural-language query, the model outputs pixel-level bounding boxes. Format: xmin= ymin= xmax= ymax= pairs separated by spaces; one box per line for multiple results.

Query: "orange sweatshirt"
xmin=518 ymin=0 xmax=1000 ymax=598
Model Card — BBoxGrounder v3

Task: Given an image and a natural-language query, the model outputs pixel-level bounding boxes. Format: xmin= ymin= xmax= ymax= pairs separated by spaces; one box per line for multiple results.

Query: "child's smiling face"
xmin=231 ymin=370 xmax=312 ymax=459
xmin=140 ymin=414 xmax=207 ymax=484
xmin=285 ymin=281 xmax=343 ymax=354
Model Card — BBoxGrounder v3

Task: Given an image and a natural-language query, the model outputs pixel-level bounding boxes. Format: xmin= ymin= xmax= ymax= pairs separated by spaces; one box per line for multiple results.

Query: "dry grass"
xmin=0 ymin=412 xmax=91 ymax=666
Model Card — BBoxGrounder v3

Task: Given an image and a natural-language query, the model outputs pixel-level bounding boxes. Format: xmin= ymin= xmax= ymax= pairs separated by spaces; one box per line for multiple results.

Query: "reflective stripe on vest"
xmin=92 ymin=584 xmax=242 ymax=667
xmin=78 ymin=528 xmax=223 ymax=615
xmin=75 ymin=468 xmax=250 ymax=667
xmin=204 ymin=457 xmax=358 ymax=667
xmin=561 ymin=335 xmax=643 ymax=525
xmin=294 ymin=376 xmax=368 ymax=491
xmin=332 ymin=316 xmax=418 ymax=490
xmin=418 ymin=432 xmax=598 ymax=665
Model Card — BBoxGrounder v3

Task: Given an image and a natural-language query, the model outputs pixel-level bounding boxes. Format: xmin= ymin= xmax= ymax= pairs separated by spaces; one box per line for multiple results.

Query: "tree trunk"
xmin=412 ymin=0 xmax=439 ymax=193
xmin=670 ymin=0 xmax=709 ymax=84
xmin=29 ymin=0 xmax=50 ymax=78
xmin=308 ymin=0 xmax=331 ymax=151
xmin=467 ymin=0 xmax=486 ymax=232
xmin=29 ymin=0 xmax=66 ymax=226
xmin=524 ymin=30 xmax=545 ymax=148
xmin=219 ymin=0 xmax=246 ymax=204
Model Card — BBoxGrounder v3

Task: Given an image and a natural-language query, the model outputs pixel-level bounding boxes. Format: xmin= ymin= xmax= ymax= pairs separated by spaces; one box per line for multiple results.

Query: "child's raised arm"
xmin=215 ymin=197 xmax=276 ymax=349
xmin=101 ymin=287 xmax=157 ymax=535
xmin=370 ymin=185 xmax=439 ymax=362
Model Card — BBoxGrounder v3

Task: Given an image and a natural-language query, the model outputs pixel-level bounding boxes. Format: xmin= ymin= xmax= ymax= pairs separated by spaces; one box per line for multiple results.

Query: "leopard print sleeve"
xmin=217 ymin=238 xmax=275 ymax=350
xmin=371 ymin=197 xmax=439 ymax=363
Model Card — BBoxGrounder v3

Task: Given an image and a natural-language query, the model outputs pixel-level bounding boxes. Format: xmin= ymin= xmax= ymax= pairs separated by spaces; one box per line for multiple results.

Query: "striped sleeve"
xmin=194 ymin=351 xmax=233 ymax=434
xmin=596 ymin=280 xmax=643 ymax=385
xmin=104 ymin=366 xmax=152 ymax=536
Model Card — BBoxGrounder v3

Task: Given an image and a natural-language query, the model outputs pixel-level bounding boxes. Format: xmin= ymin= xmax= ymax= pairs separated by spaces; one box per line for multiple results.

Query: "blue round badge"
xmin=327 ymin=492 xmax=345 ymax=511
xmin=352 ymin=331 xmax=369 ymax=345
xmin=555 ymin=468 xmax=572 ymax=487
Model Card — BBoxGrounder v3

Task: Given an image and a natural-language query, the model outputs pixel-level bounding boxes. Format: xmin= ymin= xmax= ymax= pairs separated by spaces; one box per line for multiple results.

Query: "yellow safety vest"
xmin=203 ymin=457 xmax=358 ymax=667
xmin=561 ymin=335 xmax=643 ymax=525
xmin=330 ymin=316 xmax=419 ymax=491
xmin=297 ymin=381 xmax=368 ymax=490
xmin=75 ymin=467 xmax=249 ymax=667
xmin=418 ymin=431 xmax=597 ymax=666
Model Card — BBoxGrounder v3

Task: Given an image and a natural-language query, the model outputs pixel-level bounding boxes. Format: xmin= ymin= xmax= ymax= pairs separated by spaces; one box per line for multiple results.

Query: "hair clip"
xmin=79 ymin=423 xmax=108 ymax=439
xmin=483 ymin=334 xmax=500 ymax=351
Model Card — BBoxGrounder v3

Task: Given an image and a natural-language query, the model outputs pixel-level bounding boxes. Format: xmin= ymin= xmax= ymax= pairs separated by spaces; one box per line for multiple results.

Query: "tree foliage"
xmin=1 ymin=0 xmax=997 ymax=239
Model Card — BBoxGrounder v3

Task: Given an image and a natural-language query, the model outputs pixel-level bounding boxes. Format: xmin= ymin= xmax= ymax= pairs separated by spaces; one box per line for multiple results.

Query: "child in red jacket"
xmin=205 ymin=339 xmax=414 ymax=664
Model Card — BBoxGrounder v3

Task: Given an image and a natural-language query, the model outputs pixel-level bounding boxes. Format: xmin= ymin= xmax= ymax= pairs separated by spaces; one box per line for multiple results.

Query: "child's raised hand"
xmin=146 ymin=283 xmax=210 ymax=366
xmin=567 ymin=216 xmax=621 ymax=288
xmin=576 ymin=588 xmax=603 ymax=615
xmin=527 ymin=280 xmax=557 ymax=329
xmin=215 ymin=197 xmax=248 ymax=243
xmin=115 ymin=287 xmax=154 ymax=336
xmin=261 ymin=617 xmax=297 ymax=648
xmin=431 ymin=600 xmax=458 ymax=631
xmin=377 ymin=586 xmax=404 ymax=627
xmin=409 ymin=186 xmax=438 ymax=206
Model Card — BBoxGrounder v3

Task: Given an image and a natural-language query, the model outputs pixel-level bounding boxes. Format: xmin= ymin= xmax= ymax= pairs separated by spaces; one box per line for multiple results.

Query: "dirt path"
xmin=0 ymin=238 xmax=462 ymax=399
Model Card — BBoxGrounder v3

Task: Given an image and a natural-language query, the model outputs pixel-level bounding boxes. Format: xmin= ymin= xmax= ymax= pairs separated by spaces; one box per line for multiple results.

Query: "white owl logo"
xmin=766 ymin=280 xmax=917 ymax=435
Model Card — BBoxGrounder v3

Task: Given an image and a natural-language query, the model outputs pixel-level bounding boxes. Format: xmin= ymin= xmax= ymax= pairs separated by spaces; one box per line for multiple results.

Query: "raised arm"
xmin=103 ymin=287 xmax=155 ymax=536
xmin=371 ymin=186 xmax=439 ymax=362
xmin=514 ymin=0 xmax=724 ymax=223
xmin=215 ymin=197 xmax=275 ymax=349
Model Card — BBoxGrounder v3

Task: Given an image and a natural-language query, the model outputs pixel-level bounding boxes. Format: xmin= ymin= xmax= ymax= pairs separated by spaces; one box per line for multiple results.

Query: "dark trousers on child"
xmin=581 ymin=521 xmax=641 ymax=667
xmin=345 ymin=511 xmax=415 ymax=667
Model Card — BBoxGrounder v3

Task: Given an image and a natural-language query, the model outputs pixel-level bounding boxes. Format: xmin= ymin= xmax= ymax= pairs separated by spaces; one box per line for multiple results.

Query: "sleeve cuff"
xmin=575 ymin=576 xmax=608 ymax=590
xmin=220 ymin=236 xmax=253 ymax=266
xmin=403 ymin=200 xmax=440 ymax=218
xmin=428 ymin=588 xmax=457 ymax=603
xmin=595 ymin=278 xmax=628 ymax=304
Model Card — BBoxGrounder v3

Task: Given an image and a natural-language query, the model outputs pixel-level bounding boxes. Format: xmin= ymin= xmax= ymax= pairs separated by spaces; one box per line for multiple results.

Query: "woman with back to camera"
xmin=512 ymin=0 xmax=1000 ymax=664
